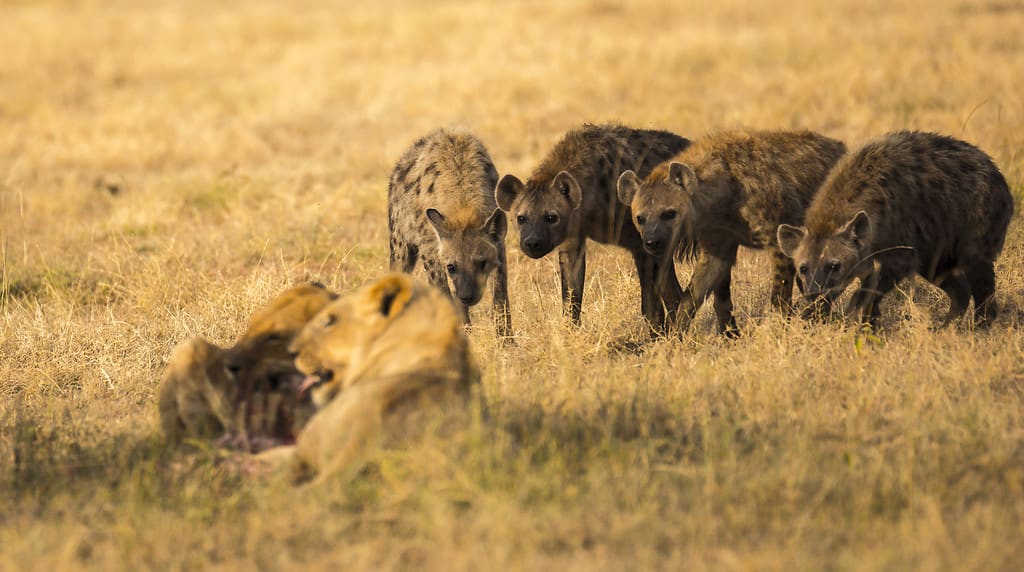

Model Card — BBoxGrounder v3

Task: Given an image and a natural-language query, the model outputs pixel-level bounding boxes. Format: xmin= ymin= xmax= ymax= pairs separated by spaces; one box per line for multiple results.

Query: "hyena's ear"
xmin=776 ymin=224 xmax=807 ymax=258
xmin=495 ymin=174 xmax=524 ymax=213
xmin=553 ymin=171 xmax=582 ymax=210
xmin=838 ymin=210 xmax=871 ymax=247
xmin=617 ymin=170 xmax=641 ymax=205
xmin=425 ymin=208 xmax=451 ymax=239
xmin=481 ymin=209 xmax=507 ymax=243
xmin=368 ymin=274 xmax=414 ymax=319
xmin=668 ymin=162 xmax=698 ymax=193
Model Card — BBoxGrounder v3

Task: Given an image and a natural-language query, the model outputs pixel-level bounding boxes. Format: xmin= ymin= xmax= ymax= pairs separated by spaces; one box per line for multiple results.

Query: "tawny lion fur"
xmin=257 ymin=273 xmax=478 ymax=486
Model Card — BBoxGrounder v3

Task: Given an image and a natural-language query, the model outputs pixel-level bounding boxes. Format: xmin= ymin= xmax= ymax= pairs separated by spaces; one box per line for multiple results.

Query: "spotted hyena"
xmin=494 ymin=124 xmax=690 ymax=332
xmin=617 ymin=130 xmax=847 ymax=336
xmin=777 ymin=130 xmax=1013 ymax=328
xmin=388 ymin=128 xmax=511 ymax=338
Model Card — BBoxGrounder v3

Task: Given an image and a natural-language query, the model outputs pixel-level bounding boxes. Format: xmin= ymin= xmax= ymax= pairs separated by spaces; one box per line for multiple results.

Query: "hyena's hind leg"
xmin=966 ymin=260 xmax=998 ymax=326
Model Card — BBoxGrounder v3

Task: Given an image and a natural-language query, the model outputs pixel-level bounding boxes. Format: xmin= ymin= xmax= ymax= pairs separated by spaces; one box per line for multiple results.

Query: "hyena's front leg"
xmin=846 ymin=265 xmax=900 ymax=330
xmin=558 ymin=246 xmax=587 ymax=326
xmin=769 ymin=248 xmax=797 ymax=315
xmin=966 ymin=260 xmax=998 ymax=326
xmin=711 ymin=261 xmax=739 ymax=338
xmin=631 ymin=250 xmax=664 ymax=333
xmin=492 ymin=247 xmax=513 ymax=339
xmin=677 ymin=247 xmax=735 ymax=334
xmin=655 ymin=254 xmax=685 ymax=331
xmin=847 ymin=254 xmax=915 ymax=330
xmin=933 ymin=267 xmax=971 ymax=328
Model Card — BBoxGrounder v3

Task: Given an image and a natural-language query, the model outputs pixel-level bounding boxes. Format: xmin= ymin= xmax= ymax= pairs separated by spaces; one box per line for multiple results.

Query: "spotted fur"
xmin=387 ymin=129 xmax=511 ymax=338
xmin=619 ymin=129 xmax=846 ymax=336
xmin=777 ymin=131 xmax=1013 ymax=328
xmin=495 ymin=123 xmax=690 ymax=332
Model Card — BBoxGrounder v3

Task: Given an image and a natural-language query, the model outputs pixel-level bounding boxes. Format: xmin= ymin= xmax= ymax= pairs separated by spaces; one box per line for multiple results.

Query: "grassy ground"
xmin=2 ymin=0 xmax=1024 ymax=569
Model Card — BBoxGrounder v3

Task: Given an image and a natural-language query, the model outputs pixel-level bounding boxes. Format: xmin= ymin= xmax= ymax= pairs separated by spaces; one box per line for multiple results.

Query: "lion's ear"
xmin=369 ymin=274 xmax=414 ymax=318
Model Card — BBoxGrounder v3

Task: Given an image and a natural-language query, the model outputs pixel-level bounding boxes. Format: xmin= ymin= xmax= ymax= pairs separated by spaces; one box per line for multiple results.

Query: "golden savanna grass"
xmin=2 ymin=0 xmax=1024 ymax=569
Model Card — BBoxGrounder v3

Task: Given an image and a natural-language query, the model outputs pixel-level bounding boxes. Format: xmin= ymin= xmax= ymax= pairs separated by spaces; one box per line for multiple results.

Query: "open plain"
xmin=1 ymin=0 xmax=1023 ymax=569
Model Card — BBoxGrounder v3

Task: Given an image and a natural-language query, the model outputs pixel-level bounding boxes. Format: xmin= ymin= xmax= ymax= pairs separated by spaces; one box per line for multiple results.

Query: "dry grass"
xmin=2 ymin=0 xmax=1024 ymax=569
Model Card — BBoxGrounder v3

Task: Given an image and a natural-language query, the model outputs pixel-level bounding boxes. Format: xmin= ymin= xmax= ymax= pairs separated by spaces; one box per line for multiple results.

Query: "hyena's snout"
xmin=640 ymin=225 xmax=673 ymax=256
xmin=453 ymin=276 xmax=482 ymax=306
xmin=521 ymin=233 xmax=553 ymax=259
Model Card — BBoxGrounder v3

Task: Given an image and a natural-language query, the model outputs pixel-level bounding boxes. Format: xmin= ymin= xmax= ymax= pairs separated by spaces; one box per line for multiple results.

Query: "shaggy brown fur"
xmin=778 ymin=130 xmax=1013 ymax=327
xmin=157 ymin=283 xmax=336 ymax=451
xmin=388 ymin=128 xmax=510 ymax=337
xmin=495 ymin=123 xmax=689 ymax=332
xmin=618 ymin=129 xmax=846 ymax=336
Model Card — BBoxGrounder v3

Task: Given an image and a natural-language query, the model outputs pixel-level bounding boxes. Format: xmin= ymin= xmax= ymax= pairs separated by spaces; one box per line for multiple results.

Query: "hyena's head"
xmin=617 ymin=162 xmax=694 ymax=258
xmin=495 ymin=171 xmax=582 ymax=259
xmin=426 ymin=208 xmax=507 ymax=307
xmin=777 ymin=211 xmax=872 ymax=299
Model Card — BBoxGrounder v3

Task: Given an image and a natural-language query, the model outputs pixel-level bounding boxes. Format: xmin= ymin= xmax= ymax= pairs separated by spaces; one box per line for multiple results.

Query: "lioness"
xmin=157 ymin=283 xmax=337 ymax=450
xmin=258 ymin=273 xmax=478 ymax=486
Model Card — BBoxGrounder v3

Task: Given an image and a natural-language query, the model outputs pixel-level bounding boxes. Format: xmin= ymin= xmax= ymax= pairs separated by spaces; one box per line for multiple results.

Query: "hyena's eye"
xmin=661 ymin=209 xmax=677 ymax=221
xmin=446 ymin=263 xmax=457 ymax=274
xmin=475 ymin=259 xmax=487 ymax=272
xmin=798 ymin=263 xmax=809 ymax=275
xmin=636 ymin=215 xmax=647 ymax=225
xmin=544 ymin=214 xmax=559 ymax=224
xmin=827 ymin=260 xmax=842 ymax=273
xmin=516 ymin=215 xmax=527 ymax=225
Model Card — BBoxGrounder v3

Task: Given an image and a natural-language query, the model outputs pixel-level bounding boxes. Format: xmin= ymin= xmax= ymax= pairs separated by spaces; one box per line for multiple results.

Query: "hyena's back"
xmin=387 ymin=129 xmax=500 ymax=270
xmin=808 ymin=131 xmax=1013 ymax=266
xmin=658 ymin=129 xmax=847 ymax=244
xmin=531 ymin=124 xmax=689 ymax=189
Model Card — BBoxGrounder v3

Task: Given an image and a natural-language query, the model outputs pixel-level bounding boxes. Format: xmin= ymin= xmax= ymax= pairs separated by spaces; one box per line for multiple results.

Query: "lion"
xmin=255 ymin=273 xmax=479 ymax=486
xmin=157 ymin=283 xmax=337 ymax=451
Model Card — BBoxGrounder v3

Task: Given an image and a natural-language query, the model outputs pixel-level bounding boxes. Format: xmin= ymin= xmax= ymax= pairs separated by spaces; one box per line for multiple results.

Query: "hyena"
xmin=777 ymin=130 xmax=1012 ymax=328
xmin=617 ymin=130 xmax=847 ymax=336
xmin=388 ymin=129 xmax=511 ymax=338
xmin=494 ymin=123 xmax=690 ymax=331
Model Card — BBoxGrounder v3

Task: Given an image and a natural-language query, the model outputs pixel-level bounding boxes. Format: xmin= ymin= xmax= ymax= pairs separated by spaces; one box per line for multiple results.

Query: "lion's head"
xmin=219 ymin=283 xmax=337 ymax=449
xmin=289 ymin=273 xmax=476 ymax=409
